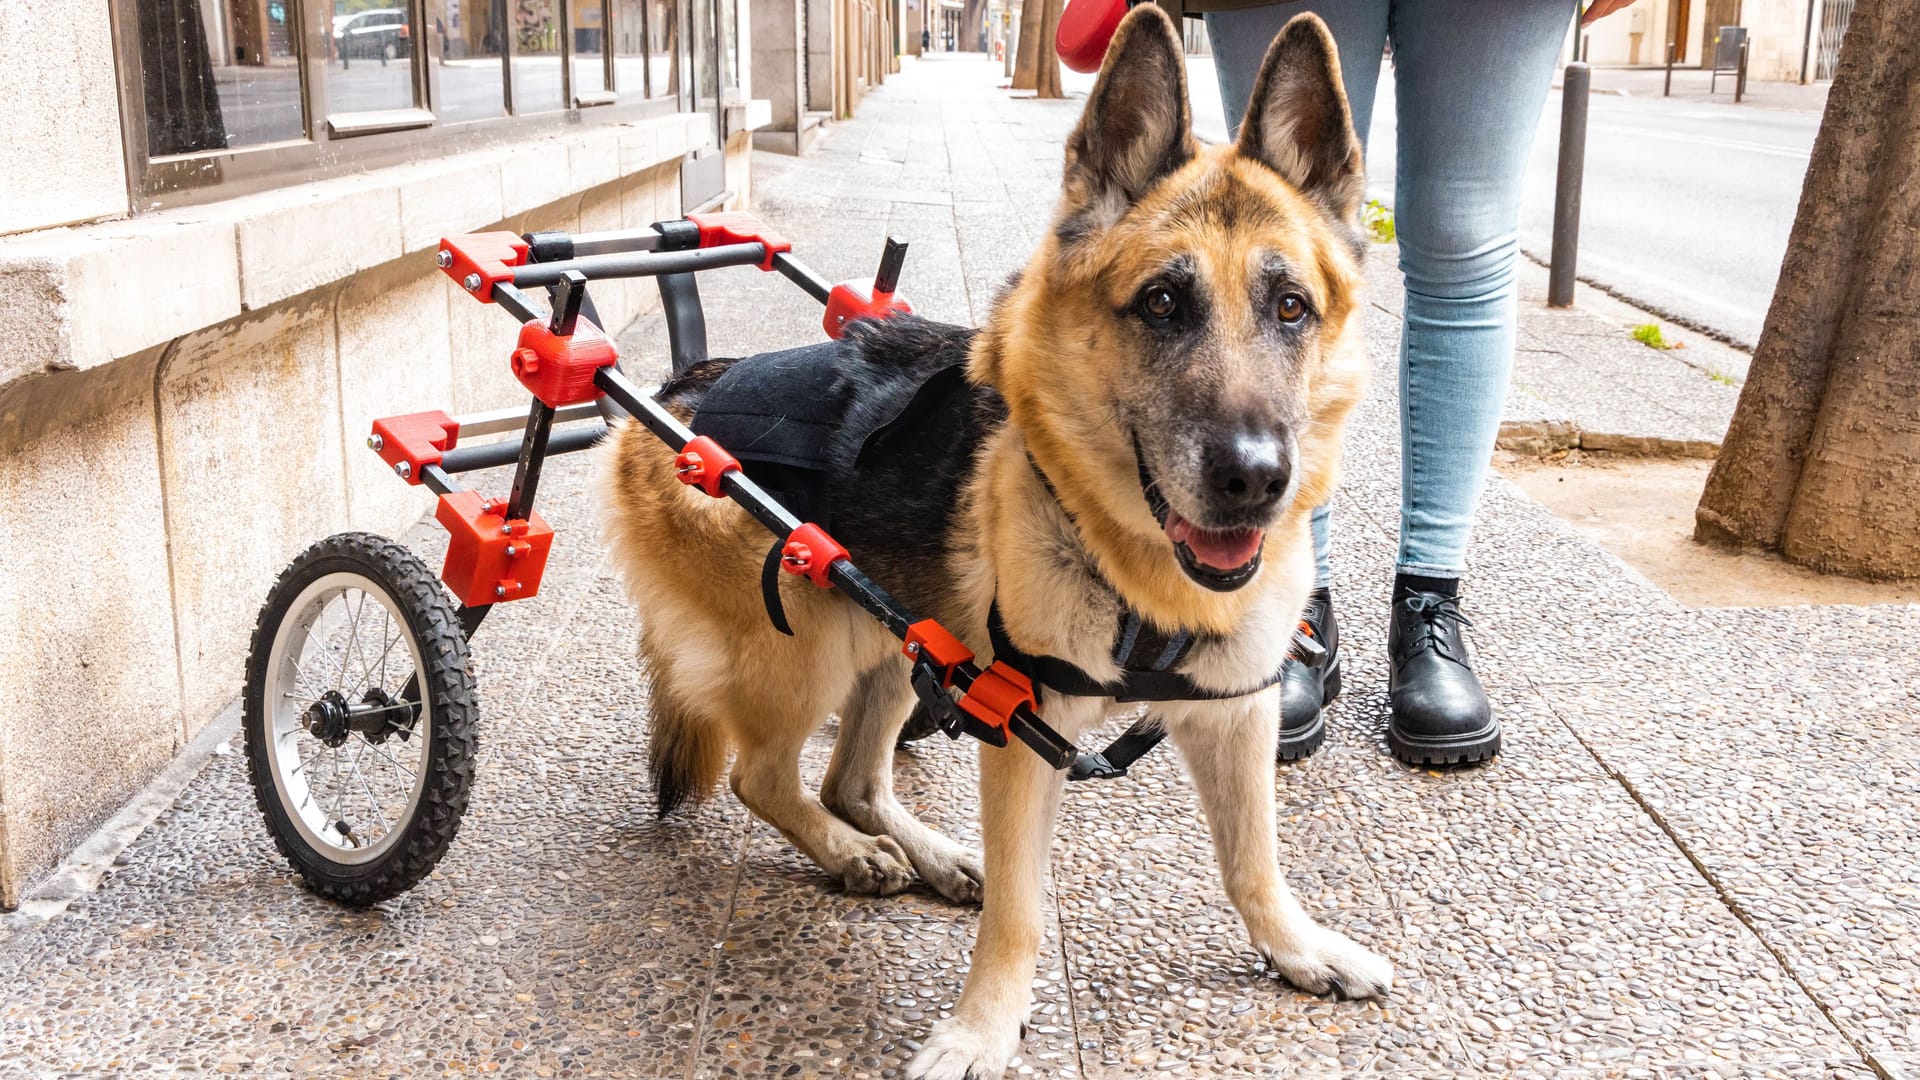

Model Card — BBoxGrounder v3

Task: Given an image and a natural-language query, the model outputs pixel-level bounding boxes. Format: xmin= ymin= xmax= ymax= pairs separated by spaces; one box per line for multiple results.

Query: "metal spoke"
xmin=346 ymin=742 xmax=391 ymax=837
xmin=354 ymin=734 xmax=419 ymax=783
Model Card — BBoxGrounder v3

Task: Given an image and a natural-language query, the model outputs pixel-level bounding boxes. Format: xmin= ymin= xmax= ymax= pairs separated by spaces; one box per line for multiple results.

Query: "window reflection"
xmin=571 ymin=0 xmax=606 ymax=97
xmin=140 ymin=0 xmax=305 ymax=156
xmin=438 ymin=0 xmax=508 ymax=120
xmin=511 ymin=0 xmax=564 ymax=112
xmin=328 ymin=2 xmax=418 ymax=113
xmin=648 ymin=0 xmax=677 ymax=98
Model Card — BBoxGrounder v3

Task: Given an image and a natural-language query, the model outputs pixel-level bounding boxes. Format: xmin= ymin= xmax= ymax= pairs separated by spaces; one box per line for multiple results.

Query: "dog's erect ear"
xmin=1061 ymin=5 xmax=1195 ymax=225
xmin=1236 ymin=13 xmax=1364 ymax=220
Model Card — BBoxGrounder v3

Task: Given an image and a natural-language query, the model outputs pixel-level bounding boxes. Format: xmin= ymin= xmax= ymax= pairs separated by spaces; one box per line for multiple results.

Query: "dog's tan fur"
xmin=602 ymin=9 xmax=1388 ymax=1076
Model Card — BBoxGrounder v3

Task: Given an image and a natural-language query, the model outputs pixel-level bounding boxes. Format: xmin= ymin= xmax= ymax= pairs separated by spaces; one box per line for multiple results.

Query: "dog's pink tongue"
xmin=1164 ymin=510 xmax=1264 ymax=571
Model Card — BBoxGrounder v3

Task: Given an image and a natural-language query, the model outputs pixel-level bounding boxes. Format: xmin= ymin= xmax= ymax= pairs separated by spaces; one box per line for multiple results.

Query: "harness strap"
xmin=987 ymin=602 xmax=1287 ymax=704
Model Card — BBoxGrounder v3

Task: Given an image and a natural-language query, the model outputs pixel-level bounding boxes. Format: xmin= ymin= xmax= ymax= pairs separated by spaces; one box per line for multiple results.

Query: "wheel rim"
xmin=264 ymin=571 xmax=432 ymax=866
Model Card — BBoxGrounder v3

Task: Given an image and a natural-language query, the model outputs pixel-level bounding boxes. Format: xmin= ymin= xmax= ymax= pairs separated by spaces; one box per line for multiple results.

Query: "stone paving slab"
xmin=4 ymin=53 xmax=1914 ymax=1080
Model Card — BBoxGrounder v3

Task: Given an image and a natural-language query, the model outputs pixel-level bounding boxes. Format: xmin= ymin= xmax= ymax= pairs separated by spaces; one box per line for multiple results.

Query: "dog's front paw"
xmin=905 ymin=1015 xmax=1020 ymax=1080
xmin=1259 ymin=926 xmax=1394 ymax=1001
xmin=917 ymin=846 xmax=984 ymax=906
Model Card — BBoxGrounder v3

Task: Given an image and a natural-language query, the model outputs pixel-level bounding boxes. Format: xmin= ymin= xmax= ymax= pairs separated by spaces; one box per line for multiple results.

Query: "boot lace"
xmin=1400 ymin=593 xmax=1473 ymax=664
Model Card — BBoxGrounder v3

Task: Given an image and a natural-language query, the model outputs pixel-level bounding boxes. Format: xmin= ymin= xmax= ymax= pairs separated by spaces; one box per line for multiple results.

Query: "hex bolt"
xmin=394 ymin=461 xmax=412 ymax=479
xmin=463 ymin=273 xmax=482 ymax=292
xmin=367 ymin=434 xmax=384 ymax=452
xmin=436 ymin=250 xmax=453 ymax=269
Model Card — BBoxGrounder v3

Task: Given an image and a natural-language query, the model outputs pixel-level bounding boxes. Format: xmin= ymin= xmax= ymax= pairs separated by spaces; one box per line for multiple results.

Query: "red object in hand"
xmin=1056 ymin=0 xmax=1126 ymax=73
xmin=436 ymin=491 xmax=555 ymax=607
xmin=511 ymin=316 xmax=619 ymax=408
xmin=823 ymin=280 xmax=912 ymax=340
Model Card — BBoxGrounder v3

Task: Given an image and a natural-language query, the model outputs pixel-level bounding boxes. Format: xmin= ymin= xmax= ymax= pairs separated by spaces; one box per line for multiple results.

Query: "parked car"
xmin=333 ymin=9 xmax=412 ymax=61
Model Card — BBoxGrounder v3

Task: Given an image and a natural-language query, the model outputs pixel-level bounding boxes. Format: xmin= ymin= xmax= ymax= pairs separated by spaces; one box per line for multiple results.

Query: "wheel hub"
xmin=303 ymin=691 xmax=354 ymax=747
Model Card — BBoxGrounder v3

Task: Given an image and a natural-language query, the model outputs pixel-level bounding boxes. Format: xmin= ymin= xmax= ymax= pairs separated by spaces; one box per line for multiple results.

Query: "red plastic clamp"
xmin=824 ymin=280 xmax=913 ymax=340
xmin=511 ymin=316 xmax=619 ymax=408
xmin=903 ymin=620 xmax=976 ymax=685
xmin=439 ymin=232 xmax=529 ymax=304
xmin=957 ymin=661 xmax=1035 ymax=741
xmin=370 ymin=411 xmax=460 ymax=485
xmin=778 ymin=523 xmax=849 ymax=589
xmin=688 ymin=211 xmax=792 ymax=271
xmin=435 ymin=491 xmax=555 ymax=608
xmin=674 ymin=435 xmax=742 ymax=497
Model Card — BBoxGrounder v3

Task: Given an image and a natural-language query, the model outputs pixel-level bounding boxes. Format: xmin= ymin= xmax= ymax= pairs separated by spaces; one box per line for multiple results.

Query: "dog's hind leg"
xmin=725 ymin=677 xmax=916 ymax=897
xmin=1167 ymin=690 xmax=1395 ymax=1000
xmin=822 ymin=663 xmax=984 ymax=904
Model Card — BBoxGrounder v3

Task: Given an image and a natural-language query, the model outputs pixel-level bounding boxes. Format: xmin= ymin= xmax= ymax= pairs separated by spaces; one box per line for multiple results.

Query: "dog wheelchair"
xmin=240 ymin=213 xmax=1112 ymax=904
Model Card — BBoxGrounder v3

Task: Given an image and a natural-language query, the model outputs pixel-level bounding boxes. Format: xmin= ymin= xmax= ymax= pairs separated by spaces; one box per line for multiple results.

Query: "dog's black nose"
xmin=1203 ymin=431 xmax=1291 ymax=515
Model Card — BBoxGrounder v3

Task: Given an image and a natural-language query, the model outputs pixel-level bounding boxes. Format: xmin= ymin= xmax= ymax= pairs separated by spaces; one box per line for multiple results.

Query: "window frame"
xmin=109 ymin=0 xmax=685 ymax=212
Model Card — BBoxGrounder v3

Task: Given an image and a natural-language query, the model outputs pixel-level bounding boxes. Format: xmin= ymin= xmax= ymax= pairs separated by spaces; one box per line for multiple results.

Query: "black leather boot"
xmin=1387 ymin=579 xmax=1500 ymax=765
xmin=1277 ymin=587 xmax=1339 ymax=762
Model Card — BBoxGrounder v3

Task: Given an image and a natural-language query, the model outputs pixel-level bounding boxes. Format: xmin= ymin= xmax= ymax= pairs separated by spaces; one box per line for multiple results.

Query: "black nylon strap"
xmin=761 ymin=540 xmax=794 ymax=636
xmin=987 ymin=603 xmax=1285 ymax=704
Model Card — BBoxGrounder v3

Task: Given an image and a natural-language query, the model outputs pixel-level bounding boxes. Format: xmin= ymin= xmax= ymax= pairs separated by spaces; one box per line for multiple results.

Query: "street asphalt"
xmin=5 ymin=53 xmax=1914 ymax=1080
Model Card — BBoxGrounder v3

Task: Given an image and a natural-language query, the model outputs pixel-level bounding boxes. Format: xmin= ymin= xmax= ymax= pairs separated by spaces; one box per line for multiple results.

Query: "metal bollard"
xmin=1736 ymin=40 xmax=1750 ymax=102
xmin=1548 ymin=63 xmax=1590 ymax=309
xmin=1664 ymin=40 xmax=1675 ymax=96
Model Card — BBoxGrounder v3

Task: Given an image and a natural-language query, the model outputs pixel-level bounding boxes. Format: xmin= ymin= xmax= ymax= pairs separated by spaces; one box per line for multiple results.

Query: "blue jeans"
xmin=1207 ymin=0 xmax=1572 ymax=583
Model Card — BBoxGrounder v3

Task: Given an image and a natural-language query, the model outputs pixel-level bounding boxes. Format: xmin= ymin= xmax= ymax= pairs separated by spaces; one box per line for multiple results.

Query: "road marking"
xmin=1588 ymin=122 xmax=1812 ymax=160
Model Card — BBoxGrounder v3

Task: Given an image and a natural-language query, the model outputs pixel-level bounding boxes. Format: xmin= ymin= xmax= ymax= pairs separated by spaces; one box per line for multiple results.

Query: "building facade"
xmin=1574 ymin=0 xmax=1855 ymax=83
xmin=0 ymin=0 xmax=842 ymax=907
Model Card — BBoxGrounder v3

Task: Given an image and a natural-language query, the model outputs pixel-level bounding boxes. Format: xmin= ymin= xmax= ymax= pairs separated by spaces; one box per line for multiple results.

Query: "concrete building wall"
xmin=0 ymin=2 xmax=129 ymax=234
xmin=0 ymin=112 xmax=746 ymax=908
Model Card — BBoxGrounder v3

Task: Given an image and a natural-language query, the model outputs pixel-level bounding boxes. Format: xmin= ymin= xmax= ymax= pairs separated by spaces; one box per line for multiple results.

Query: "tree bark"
xmin=1695 ymin=0 xmax=1920 ymax=579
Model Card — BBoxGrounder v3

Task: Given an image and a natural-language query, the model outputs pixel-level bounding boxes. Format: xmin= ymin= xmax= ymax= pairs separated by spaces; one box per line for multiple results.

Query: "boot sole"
xmin=1387 ymin=718 xmax=1502 ymax=766
xmin=1276 ymin=659 xmax=1340 ymax=763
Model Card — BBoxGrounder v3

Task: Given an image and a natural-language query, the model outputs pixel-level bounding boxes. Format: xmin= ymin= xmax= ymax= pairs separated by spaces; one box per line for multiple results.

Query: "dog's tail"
xmin=645 ymin=651 xmax=729 ymax=819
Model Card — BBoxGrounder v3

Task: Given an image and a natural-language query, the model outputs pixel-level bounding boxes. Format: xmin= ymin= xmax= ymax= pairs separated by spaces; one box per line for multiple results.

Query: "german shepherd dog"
xmin=603 ymin=7 xmax=1389 ymax=1075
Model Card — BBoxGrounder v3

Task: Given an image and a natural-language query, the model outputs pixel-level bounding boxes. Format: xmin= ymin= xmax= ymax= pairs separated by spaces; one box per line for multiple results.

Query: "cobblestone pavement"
xmin=5 ymin=55 xmax=1917 ymax=1079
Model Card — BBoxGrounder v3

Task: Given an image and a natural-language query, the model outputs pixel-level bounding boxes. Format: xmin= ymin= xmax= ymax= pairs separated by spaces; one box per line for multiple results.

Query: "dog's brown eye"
xmin=1143 ymin=286 xmax=1179 ymax=322
xmin=1278 ymin=293 xmax=1308 ymax=323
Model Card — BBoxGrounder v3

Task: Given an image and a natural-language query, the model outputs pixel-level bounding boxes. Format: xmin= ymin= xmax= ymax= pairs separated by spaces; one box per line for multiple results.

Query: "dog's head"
xmin=981 ymin=6 xmax=1369 ymax=604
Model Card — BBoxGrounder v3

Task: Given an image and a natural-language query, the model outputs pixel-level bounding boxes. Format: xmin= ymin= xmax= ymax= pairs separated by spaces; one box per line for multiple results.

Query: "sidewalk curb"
xmin=3 ymin=698 xmax=242 ymax=927
xmin=1498 ymin=418 xmax=1720 ymax=459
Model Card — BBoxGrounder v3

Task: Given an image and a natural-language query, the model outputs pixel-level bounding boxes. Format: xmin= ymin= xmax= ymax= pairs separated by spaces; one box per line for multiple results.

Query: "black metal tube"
xmin=440 ymin=422 xmax=607 ymax=474
xmin=1665 ymin=40 xmax=1675 ymax=96
xmin=1548 ymin=63 xmax=1590 ymax=309
xmin=506 ymin=401 xmax=555 ymax=521
xmin=659 ymin=273 xmax=711 ymax=374
xmin=510 ymin=243 xmax=767 ymax=287
xmin=419 ymin=463 xmax=460 ymax=496
xmin=493 ymin=282 xmax=543 ymax=324
xmin=771 ymin=252 xmax=833 ymax=304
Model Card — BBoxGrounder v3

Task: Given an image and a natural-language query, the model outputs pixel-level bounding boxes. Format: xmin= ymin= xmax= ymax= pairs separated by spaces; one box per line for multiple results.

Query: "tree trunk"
xmin=1033 ymin=0 xmax=1065 ymax=98
xmin=1695 ymin=0 xmax=1920 ymax=579
xmin=1012 ymin=0 xmax=1044 ymax=90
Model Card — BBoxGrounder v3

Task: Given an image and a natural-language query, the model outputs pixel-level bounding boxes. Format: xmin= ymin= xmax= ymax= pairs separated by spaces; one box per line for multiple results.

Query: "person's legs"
xmin=1379 ymin=0 xmax=1571 ymax=764
xmin=1208 ymin=0 xmax=1388 ymax=591
xmin=1386 ymin=0 xmax=1571 ymax=579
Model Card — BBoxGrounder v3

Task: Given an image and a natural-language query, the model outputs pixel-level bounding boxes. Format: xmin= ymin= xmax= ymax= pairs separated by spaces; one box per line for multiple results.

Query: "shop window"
xmin=434 ymin=0 xmax=508 ymax=122
xmin=138 ymin=0 xmax=305 ymax=156
xmin=115 ymin=0 xmax=687 ymax=208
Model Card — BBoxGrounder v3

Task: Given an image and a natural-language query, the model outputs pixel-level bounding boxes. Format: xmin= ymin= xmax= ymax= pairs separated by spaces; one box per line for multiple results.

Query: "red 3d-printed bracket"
xmin=435 ymin=491 xmax=555 ymax=607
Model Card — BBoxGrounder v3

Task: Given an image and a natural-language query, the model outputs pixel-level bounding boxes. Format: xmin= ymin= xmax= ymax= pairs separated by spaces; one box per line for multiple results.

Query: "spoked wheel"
xmin=244 ymin=532 xmax=478 ymax=905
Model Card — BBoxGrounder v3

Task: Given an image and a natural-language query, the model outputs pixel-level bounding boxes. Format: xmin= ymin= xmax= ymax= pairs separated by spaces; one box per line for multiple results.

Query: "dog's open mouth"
xmin=1136 ymin=440 xmax=1264 ymax=592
